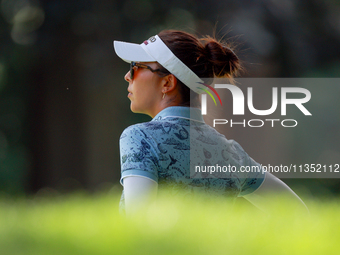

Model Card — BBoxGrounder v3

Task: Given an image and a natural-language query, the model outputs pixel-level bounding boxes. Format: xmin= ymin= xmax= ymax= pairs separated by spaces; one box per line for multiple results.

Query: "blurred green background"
xmin=0 ymin=0 xmax=340 ymax=197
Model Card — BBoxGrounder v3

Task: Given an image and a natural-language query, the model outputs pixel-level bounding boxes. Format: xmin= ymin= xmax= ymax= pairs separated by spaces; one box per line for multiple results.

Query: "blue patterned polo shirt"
xmin=119 ymin=106 xmax=265 ymax=206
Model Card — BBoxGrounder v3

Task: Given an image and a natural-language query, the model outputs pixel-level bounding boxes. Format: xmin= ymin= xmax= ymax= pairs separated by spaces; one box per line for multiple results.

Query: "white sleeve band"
xmin=123 ymin=176 xmax=158 ymax=215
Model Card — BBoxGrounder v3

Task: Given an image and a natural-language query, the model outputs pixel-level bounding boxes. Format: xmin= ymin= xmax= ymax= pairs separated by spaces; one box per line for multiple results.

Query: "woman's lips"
xmin=127 ymin=88 xmax=132 ymax=98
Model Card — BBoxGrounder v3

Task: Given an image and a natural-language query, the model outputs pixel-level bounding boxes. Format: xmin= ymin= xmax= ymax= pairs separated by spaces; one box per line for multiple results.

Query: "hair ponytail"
xmin=201 ymin=37 xmax=241 ymax=80
xmin=158 ymin=30 xmax=243 ymax=106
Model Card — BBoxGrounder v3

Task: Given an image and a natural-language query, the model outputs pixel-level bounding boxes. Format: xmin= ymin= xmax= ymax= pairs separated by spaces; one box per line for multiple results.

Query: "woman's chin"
xmin=130 ymin=104 xmax=136 ymax=113
xmin=130 ymin=104 xmax=141 ymax=114
xmin=130 ymin=104 xmax=151 ymax=116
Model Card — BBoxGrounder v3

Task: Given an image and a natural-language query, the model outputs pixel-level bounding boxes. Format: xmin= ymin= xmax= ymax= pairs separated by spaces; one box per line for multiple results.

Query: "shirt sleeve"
xmin=238 ymin=158 xmax=266 ymax=197
xmin=228 ymin=140 xmax=265 ymax=197
xmin=119 ymin=125 xmax=159 ymax=185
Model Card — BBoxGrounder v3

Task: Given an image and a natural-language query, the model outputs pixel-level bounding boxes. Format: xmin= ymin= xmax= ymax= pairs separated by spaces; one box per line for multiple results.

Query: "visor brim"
xmin=113 ymin=41 xmax=156 ymax=63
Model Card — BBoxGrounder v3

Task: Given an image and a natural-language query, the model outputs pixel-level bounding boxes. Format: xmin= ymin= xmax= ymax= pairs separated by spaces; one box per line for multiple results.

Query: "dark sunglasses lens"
xmin=130 ymin=62 xmax=134 ymax=79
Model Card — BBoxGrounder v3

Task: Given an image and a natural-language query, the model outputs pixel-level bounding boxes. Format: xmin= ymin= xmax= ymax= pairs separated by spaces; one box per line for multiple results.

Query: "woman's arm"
xmin=243 ymin=172 xmax=309 ymax=214
xmin=123 ymin=176 xmax=158 ymax=215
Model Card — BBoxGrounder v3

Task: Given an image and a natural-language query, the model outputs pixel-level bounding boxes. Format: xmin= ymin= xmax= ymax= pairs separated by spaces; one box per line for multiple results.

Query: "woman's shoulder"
xmin=120 ymin=120 xmax=169 ymax=139
xmin=120 ymin=122 xmax=150 ymax=138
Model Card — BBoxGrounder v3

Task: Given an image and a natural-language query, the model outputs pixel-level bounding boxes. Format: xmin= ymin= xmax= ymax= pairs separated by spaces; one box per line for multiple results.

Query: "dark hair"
xmin=158 ymin=30 xmax=242 ymax=107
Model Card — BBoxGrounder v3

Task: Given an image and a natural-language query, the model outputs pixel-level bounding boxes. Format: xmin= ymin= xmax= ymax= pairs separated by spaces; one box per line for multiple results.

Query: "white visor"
xmin=113 ymin=35 xmax=206 ymax=94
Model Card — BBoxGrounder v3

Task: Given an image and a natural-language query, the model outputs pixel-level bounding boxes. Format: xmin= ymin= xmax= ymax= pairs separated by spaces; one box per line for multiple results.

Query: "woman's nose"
xmin=124 ymin=71 xmax=131 ymax=82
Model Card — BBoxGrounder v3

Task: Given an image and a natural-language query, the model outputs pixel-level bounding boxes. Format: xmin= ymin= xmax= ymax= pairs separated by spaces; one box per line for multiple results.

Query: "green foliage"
xmin=0 ymin=191 xmax=339 ymax=255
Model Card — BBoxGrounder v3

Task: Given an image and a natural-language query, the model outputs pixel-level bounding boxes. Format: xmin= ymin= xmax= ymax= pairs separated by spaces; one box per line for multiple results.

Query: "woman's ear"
xmin=162 ymin=74 xmax=177 ymax=93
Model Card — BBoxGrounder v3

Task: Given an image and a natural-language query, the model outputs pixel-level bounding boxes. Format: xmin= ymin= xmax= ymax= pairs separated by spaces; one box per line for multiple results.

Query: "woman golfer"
xmin=114 ymin=30 xmax=307 ymax=215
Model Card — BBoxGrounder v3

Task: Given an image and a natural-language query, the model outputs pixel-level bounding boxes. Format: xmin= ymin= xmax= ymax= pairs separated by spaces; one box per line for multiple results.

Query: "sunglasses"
xmin=130 ymin=61 xmax=170 ymax=80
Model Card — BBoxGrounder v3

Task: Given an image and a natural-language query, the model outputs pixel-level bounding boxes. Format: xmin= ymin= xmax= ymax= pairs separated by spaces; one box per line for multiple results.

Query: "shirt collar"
xmin=152 ymin=106 xmax=205 ymax=123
